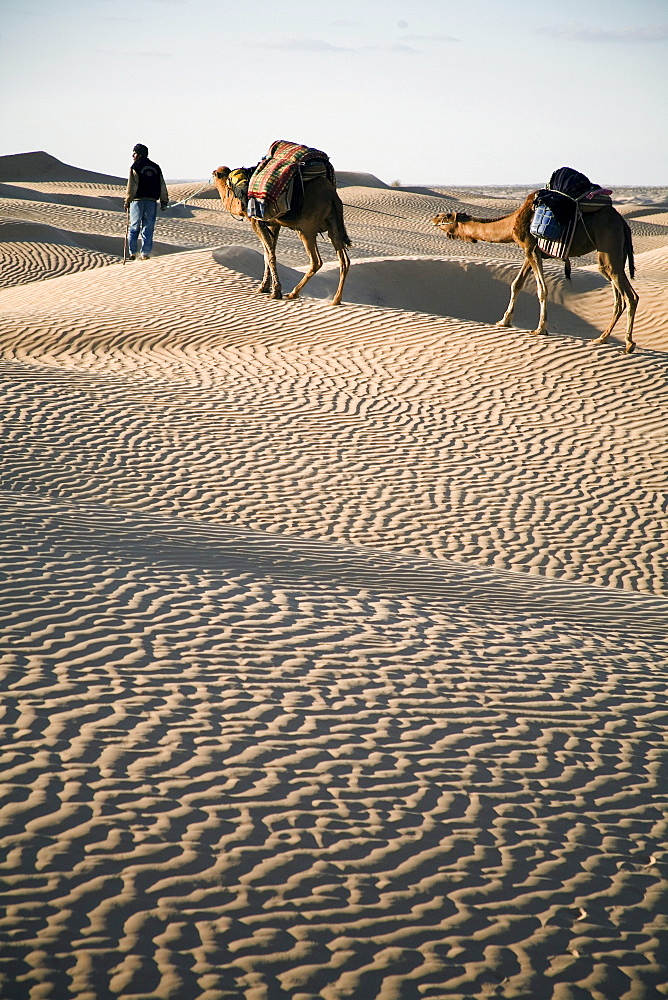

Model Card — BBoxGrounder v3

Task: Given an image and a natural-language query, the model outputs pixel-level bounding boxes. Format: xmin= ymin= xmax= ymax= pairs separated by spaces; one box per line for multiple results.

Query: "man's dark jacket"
xmin=125 ymin=156 xmax=169 ymax=205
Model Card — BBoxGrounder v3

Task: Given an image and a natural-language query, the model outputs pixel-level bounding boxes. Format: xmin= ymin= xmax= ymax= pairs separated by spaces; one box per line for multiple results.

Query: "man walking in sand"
xmin=123 ymin=143 xmax=169 ymax=260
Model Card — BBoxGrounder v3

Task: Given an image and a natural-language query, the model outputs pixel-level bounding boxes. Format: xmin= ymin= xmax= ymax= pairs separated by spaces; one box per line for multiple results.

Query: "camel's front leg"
xmin=286 ymin=232 xmax=322 ymax=300
xmin=497 ymin=258 xmax=532 ymax=328
xmin=259 ymin=259 xmax=272 ymax=294
xmin=252 ymin=220 xmax=282 ymax=298
xmin=527 ymin=251 xmax=549 ymax=336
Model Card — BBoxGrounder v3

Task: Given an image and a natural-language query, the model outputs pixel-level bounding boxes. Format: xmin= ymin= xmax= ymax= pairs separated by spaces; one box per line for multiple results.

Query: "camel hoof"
xmin=625 ymin=342 xmax=636 ymax=354
xmin=285 ymin=291 xmax=298 ymax=300
xmin=530 ymin=329 xmax=547 ymax=337
xmin=270 ymin=291 xmax=283 ymax=300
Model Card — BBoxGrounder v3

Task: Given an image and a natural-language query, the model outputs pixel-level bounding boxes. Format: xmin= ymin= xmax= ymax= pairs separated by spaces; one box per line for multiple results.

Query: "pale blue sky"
xmin=1 ymin=0 xmax=667 ymax=185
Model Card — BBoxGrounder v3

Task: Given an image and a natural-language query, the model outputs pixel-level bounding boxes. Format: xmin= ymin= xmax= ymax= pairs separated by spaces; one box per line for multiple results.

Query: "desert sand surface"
xmin=1 ymin=151 xmax=667 ymax=1000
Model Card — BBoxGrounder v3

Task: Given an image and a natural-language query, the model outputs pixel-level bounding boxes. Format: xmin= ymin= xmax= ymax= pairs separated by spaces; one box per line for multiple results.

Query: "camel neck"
xmin=459 ymin=214 xmax=518 ymax=244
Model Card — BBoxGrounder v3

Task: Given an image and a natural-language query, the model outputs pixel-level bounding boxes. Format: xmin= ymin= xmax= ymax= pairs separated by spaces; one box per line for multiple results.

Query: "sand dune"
xmin=0 ymin=150 xmax=125 ymax=184
xmin=0 ymin=154 xmax=666 ymax=1000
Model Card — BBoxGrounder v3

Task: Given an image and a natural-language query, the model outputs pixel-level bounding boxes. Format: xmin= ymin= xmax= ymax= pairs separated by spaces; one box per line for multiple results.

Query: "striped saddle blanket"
xmin=247 ymin=140 xmax=335 ymax=220
xmin=530 ymin=166 xmax=613 ymax=260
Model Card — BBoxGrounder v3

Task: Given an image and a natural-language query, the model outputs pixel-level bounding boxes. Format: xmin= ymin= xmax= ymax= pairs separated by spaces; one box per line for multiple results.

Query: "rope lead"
xmin=166 ymin=178 xmax=214 ymax=210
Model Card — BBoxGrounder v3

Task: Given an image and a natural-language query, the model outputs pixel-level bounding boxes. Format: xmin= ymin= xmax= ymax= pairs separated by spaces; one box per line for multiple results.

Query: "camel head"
xmin=212 ymin=165 xmax=249 ymax=218
xmin=432 ymin=211 xmax=477 ymax=243
xmin=212 ymin=165 xmax=231 ymax=203
xmin=212 ymin=165 xmax=231 ymax=191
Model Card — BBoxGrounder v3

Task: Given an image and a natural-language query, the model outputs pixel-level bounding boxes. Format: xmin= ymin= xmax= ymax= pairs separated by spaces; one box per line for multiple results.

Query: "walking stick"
xmin=122 ymin=206 xmax=129 ymax=264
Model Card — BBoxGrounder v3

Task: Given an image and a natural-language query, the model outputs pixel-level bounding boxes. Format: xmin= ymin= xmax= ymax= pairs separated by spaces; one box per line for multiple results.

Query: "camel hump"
xmin=546 ymin=166 xmax=595 ymax=200
xmin=530 ymin=166 xmax=614 ymax=260
xmin=247 ymin=139 xmax=336 ymax=220
xmin=543 ymin=166 xmax=612 ymax=211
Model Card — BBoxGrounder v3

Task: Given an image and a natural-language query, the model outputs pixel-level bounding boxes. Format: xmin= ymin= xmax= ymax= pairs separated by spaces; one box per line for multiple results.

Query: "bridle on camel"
xmin=213 ymin=170 xmax=251 ymax=222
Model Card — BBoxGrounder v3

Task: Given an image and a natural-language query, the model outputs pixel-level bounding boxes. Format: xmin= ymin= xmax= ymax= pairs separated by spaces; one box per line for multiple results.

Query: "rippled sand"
xmin=1 ymin=152 xmax=667 ymax=1000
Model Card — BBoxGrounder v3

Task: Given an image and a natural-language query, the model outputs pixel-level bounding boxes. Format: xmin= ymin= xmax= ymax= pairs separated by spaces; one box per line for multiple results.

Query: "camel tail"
xmin=624 ymin=220 xmax=635 ymax=279
xmin=330 ymin=192 xmax=352 ymax=249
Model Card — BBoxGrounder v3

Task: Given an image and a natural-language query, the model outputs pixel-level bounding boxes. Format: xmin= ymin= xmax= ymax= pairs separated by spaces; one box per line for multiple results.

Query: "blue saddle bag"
xmin=530 ymin=203 xmax=564 ymax=241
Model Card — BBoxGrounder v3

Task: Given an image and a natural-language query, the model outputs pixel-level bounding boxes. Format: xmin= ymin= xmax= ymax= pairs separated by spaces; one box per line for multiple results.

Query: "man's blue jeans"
xmin=128 ymin=199 xmax=158 ymax=256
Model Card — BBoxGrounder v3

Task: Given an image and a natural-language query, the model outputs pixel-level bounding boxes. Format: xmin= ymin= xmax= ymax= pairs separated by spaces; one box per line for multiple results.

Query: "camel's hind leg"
xmin=591 ymin=264 xmax=639 ymax=354
xmin=327 ymin=199 xmax=351 ymax=305
xmin=286 ymin=231 xmax=322 ymax=300
xmin=331 ymin=247 xmax=350 ymax=306
xmin=622 ymin=279 xmax=639 ymax=353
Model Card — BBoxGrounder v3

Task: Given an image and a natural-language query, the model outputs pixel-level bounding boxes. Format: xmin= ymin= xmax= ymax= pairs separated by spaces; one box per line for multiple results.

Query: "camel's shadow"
xmin=213 ymin=245 xmax=301 ymax=290
xmin=213 ymin=247 xmax=612 ymax=344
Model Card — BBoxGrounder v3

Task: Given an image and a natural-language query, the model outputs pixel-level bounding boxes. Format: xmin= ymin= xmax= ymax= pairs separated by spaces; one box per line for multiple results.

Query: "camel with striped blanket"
xmin=212 ymin=166 xmax=351 ymax=305
xmin=432 ymin=193 xmax=639 ymax=353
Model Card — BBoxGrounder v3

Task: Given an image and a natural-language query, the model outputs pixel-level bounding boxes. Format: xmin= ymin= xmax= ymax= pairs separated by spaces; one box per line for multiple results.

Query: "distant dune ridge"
xmin=0 ymin=150 xmax=667 ymax=1000
xmin=0 ymin=151 xmax=391 ymax=190
xmin=0 ymin=149 xmax=125 ymax=184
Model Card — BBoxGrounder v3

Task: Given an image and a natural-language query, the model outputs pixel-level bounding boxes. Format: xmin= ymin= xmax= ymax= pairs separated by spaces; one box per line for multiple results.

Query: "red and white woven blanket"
xmin=247 ymin=140 xmax=333 ymax=219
